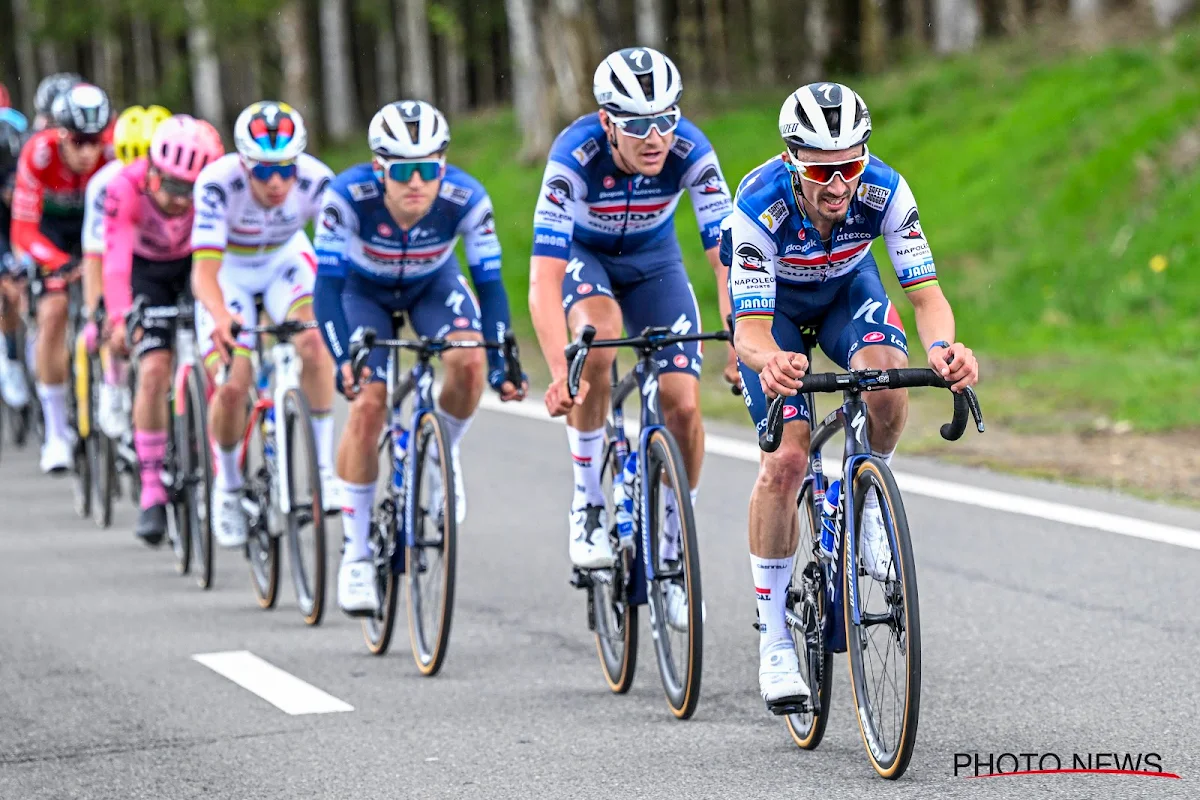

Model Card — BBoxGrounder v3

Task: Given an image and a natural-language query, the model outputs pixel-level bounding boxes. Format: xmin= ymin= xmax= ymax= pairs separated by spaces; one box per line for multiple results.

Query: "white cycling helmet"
xmin=234 ymin=101 xmax=307 ymax=162
xmin=368 ymin=100 xmax=450 ymax=159
xmin=593 ymin=47 xmax=682 ymax=116
xmin=779 ymin=82 xmax=872 ymax=152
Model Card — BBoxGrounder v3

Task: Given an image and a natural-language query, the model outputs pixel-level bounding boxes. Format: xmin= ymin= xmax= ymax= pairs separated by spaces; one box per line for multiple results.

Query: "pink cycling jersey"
xmin=102 ymin=159 xmax=195 ymax=319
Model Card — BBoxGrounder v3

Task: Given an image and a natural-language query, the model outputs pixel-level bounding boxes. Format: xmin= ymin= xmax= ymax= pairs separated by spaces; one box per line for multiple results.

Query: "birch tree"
xmin=504 ymin=0 xmax=552 ymax=160
xmin=933 ymin=0 xmax=982 ymax=54
xmin=399 ymin=0 xmax=435 ymax=100
xmin=319 ymin=0 xmax=359 ymax=140
xmin=185 ymin=0 xmax=226 ymax=129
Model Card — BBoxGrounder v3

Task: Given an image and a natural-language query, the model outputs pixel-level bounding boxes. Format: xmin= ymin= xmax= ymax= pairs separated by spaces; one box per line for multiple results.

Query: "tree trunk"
xmin=701 ymin=0 xmax=730 ymax=91
xmin=399 ymin=0 xmax=435 ymax=99
xmin=375 ymin=22 xmax=400 ymax=107
xmin=1148 ymin=0 xmax=1194 ymax=27
xmin=131 ymin=16 xmax=158 ymax=101
xmin=548 ymin=0 xmax=599 ymax=120
xmin=634 ymin=0 xmax=663 ymax=50
xmin=595 ymin=0 xmax=621 ymax=53
xmin=439 ymin=8 xmax=469 ymax=114
xmin=749 ymin=0 xmax=776 ymax=84
xmin=932 ymin=0 xmax=981 ymax=54
xmin=904 ymin=0 xmax=927 ymax=52
xmin=319 ymin=0 xmax=358 ymax=140
xmin=275 ymin=1 xmax=315 ymax=126
xmin=504 ymin=0 xmax=552 ymax=161
xmin=473 ymin=24 xmax=497 ymax=108
xmin=93 ymin=30 xmax=123 ymax=107
xmin=677 ymin=0 xmax=703 ymax=85
xmin=725 ymin=0 xmax=750 ymax=89
xmin=10 ymin=0 xmax=39 ymax=109
xmin=1001 ymin=0 xmax=1026 ymax=32
xmin=185 ymin=0 xmax=226 ymax=129
xmin=804 ymin=0 xmax=832 ymax=82
xmin=861 ymin=0 xmax=887 ymax=73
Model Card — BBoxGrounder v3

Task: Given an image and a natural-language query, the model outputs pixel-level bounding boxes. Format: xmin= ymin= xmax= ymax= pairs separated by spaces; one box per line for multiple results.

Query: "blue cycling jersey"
xmin=531 ymin=113 xmax=732 ymax=262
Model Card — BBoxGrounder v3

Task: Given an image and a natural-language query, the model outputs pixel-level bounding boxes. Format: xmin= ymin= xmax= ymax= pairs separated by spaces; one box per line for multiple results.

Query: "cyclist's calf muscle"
xmin=438 ymin=330 xmax=485 ymax=421
xmin=749 ymin=421 xmax=810 ymax=558
xmin=337 ymin=382 xmax=388 ymax=484
xmin=134 ymin=350 xmax=172 ymax=430
xmin=35 ymin=293 xmax=69 ymax=384
xmin=208 ymin=356 xmax=255 ymax=447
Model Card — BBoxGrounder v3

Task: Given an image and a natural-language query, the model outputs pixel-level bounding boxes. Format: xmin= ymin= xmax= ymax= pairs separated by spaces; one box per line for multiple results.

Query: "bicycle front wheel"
xmin=406 ymin=410 xmax=457 ymax=676
xmin=644 ymin=428 xmax=703 ymax=720
xmin=184 ymin=368 xmax=214 ymax=589
xmin=785 ymin=479 xmax=833 ymax=750
xmin=844 ymin=456 xmax=921 ymax=780
xmin=282 ymin=388 xmax=326 ymax=626
xmin=70 ymin=336 xmax=91 ymax=519
xmin=362 ymin=431 xmax=400 ymax=655
xmin=246 ymin=402 xmax=280 ymax=610
xmin=90 ymin=356 xmax=115 ymax=529
xmin=592 ymin=438 xmax=638 ymax=695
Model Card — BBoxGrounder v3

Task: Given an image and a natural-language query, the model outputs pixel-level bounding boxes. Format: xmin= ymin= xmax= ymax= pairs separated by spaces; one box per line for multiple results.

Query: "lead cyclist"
xmin=190 ymin=101 xmax=338 ymax=550
xmin=725 ymin=83 xmax=979 ymax=706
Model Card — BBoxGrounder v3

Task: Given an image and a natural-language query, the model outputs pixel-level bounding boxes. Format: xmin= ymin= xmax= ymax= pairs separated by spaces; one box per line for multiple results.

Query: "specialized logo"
xmin=670 ymin=313 xmax=692 ymax=337
xmin=545 ymin=177 xmax=573 ymax=210
xmin=564 ymin=258 xmax=585 ymax=283
xmin=624 ymin=48 xmax=651 ymax=73
xmin=898 ymin=207 xmax=923 ymax=240
xmin=691 ymin=165 xmax=725 ymax=195
xmin=735 ymin=243 xmax=769 ymax=272
xmin=445 ymin=289 xmax=467 ymax=316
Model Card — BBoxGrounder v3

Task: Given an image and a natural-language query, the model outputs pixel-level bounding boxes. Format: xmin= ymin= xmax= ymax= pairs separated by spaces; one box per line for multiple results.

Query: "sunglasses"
xmin=153 ymin=173 xmax=195 ymax=198
xmin=789 ymin=147 xmax=870 ymax=185
xmin=609 ymin=109 xmax=680 ymax=139
xmin=247 ymin=159 xmax=298 ymax=181
xmin=377 ymin=157 xmax=444 ymax=183
xmin=67 ymin=133 xmax=103 ymax=148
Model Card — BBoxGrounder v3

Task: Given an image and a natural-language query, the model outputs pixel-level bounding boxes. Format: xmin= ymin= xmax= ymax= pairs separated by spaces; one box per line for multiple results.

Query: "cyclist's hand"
xmin=545 ymin=375 xmax=586 ymax=417
xmin=489 ymin=367 xmax=528 ymax=402
xmin=929 ymin=342 xmax=979 ymax=393
xmin=760 ymin=351 xmax=807 ymax=399
xmin=338 ymin=361 xmax=373 ymax=400
xmin=82 ymin=320 xmax=100 ymax=354
xmin=209 ymin=311 xmax=243 ymax=365
xmin=109 ymin=320 xmax=129 ymax=358
xmin=723 ymin=345 xmax=742 ymax=392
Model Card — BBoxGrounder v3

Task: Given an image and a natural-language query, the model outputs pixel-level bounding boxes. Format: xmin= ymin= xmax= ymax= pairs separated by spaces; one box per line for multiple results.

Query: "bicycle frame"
xmin=237 ymin=339 xmax=304 ymax=516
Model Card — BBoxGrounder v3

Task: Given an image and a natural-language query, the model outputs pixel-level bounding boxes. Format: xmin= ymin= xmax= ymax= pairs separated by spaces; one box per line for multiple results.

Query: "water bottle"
xmin=391 ymin=410 xmax=409 ymax=494
xmin=613 ymin=452 xmax=638 ymax=550
xmin=262 ymin=405 xmax=276 ymax=464
xmin=819 ymin=479 xmax=841 ymax=560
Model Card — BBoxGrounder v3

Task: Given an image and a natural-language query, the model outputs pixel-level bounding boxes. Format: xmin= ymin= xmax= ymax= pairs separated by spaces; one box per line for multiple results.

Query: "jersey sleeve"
xmin=301 ymin=158 xmax=335 ymax=226
xmin=680 ymin=148 xmax=733 ymax=250
xmin=728 ymin=206 xmax=779 ymax=323
xmin=530 ymin=159 xmax=586 ymax=260
xmin=9 ymin=138 xmax=71 ymax=271
xmin=81 ymin=169 xmax=108 ymax=257
xmin=191 ymin=170 xmax=230 ymax=263
xmin=101 ymin=174 xmax=138 ymax=319
xmin=459 ymin=194 xmax=502 ymax=283
xmin=313 ymin=188 xmax=359 ymax=280
xmin=879 ymin=175 xmax=937 ymax=293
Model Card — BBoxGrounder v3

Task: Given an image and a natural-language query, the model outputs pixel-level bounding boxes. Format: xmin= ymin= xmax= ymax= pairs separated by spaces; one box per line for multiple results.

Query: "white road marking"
xmin=478 ymin=394 xmax=1200 ymax=551
xmin=192 ymin=650 xmax=354 ymax=715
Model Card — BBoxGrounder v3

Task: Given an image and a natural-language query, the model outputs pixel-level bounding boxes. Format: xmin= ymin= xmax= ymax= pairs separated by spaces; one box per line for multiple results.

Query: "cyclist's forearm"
xmin=908 ymin=285 xmax=956 ymax=352
xmin=313 ymin=273 xmax=351 ymax=366
xmin=81 ymin=255 xmax=103 ymax=313
xmin=733 ymin=317 xmax=781 ymax=373
xmin=529 ymin=255 xmax=569 ymax=380
xmin=474 ymin=277 xmax=511 ymax=374
xmin=190 ymin=255 xmax=227 ymax=319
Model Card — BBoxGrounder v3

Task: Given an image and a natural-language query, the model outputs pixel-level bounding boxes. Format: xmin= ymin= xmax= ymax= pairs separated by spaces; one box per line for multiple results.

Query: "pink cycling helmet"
xmin=149 ymin=114 xmax=224 ymax=182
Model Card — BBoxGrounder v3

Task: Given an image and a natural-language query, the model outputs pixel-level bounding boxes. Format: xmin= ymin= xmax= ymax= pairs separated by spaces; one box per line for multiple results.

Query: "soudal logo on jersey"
xmin=691 ymin=164 xmax=725 ymax=195
xmin=585 ymin=196 xmax=673 ymax=222
xmin=545 ymin=177 xmax=574 ymax=209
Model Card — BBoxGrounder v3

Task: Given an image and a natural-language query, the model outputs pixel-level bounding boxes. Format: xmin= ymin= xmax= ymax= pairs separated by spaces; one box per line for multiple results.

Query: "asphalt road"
xmin=2 ymin=402 xmax=1199 ymax=799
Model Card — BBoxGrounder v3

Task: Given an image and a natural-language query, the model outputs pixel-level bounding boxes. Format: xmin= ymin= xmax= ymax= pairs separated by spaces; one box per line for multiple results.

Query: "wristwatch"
xmin=927 ymin=340 xmax=951 ymax=352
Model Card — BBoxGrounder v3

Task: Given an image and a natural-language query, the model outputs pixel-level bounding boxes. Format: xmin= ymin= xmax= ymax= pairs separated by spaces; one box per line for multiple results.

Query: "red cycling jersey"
xmin=9 ymin=127 xmax=113 ymax=271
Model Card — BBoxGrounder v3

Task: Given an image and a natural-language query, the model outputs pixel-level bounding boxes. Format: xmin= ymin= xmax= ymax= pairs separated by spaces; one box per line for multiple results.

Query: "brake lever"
xmin=502 ymin=331 xmax=523 ymax=388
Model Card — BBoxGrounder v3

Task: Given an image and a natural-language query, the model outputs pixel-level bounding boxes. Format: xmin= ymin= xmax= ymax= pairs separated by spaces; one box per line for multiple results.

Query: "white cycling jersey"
xmin=191 ymin=152 xmax=333 ymax=265
xmin=80 ymin=159 xmax=124 ymax=257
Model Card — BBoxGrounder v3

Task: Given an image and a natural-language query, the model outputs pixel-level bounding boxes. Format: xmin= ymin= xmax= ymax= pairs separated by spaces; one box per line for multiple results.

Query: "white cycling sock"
xmin=864 ymin=448 xmax=894 ymax=513
xmin=311 ymin=411 xmax=334 ymax=472
xmin=751 ymin=555 xmax=794 ymax=649
xmin=215 ymin=444 xmax=243 ymax=491
xmin=428 ymin=406 xmax=473 ymax=464
xmin=566 ymin=426 xmax=606 ymax=509
xmin=340 ymin=481 xmax=375 ymax=562
xmin=37 ymin=383 xmax=68 ymax=442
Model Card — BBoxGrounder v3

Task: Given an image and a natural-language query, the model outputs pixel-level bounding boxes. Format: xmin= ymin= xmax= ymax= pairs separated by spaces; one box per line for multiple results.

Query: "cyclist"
xmin=32 ymin=73 xmax=83 ymax=132
xmin=313 ymin=99 xmax=526 ymax=615
xmin=9 ymin=82 xmax=112 ymax=473
xmin=0 ymin=110 xmax=30 ymax=411
xmin=102 ymin=115 xmax=224 ymax=544
xmin=192 ymin=101 xmax=338 ymax=549
xmin=529 ymin=47 xmax=735 ymax=575
xmin=725 ymin=82 xmax=979 ymax=706
xmin=80 ymin=104 xmax=172 ymax=439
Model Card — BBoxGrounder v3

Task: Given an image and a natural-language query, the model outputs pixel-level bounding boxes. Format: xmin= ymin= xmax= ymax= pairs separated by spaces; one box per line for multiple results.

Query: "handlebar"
xmin=345 ymin=326 xmax=524 ymax=393
xmin=758 ymin=367 xmax=985 ymax=453
xmin=228 ymin=318 xmax=319 ymax=342
xmin=563 ymin=324 xmax=732 ymax=399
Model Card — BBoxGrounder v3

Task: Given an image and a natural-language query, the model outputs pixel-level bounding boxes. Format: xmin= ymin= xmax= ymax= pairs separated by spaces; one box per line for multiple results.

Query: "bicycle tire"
xmin=168 ymin=383 xmax=193 ymax=575
xmin=282 ymin=388 xmax=326 ymax=626
xmin=592 ymin=440 xmax=638 ymax=695
xmin=92 ymin=427 xmax=115 ymax=529
xmin=844 ymin=457 xmax=921 ymax=780
xmin=246 ymin=403 xmax=280 ymax=610
xmin=363 ymin=433 xmax=400 ymax=655
xmin=186 ymin=369 xmax=215 ymax=589
xmin=406 ymin=410 xmax=457 ymax=676
xmin=70 ymin=335 xmax=91 ymax=518
xmin=785 ymin=480 xmax=834 ymax=750
xmin=643 ymin=427 xmax=703 ymax=720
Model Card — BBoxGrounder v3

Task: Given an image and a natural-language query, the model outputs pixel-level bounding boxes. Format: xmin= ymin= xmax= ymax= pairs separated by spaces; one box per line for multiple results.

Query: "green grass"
xmin=321 ymin=27 xmax=1200 ymax=433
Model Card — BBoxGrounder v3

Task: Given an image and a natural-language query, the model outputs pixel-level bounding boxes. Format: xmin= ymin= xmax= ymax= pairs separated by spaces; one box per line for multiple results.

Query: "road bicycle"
xmin=125 ymin=295 xmax=214 ymax=588
xmin=564 ymin=324 xmax=730 ymax=720
xmin=757 ymin=366 xmax=983 ymax=779
xmin=346 ymin=318 xmax=522 ymax=675
xmin=220 ymin=310 xmax=328 ymax=626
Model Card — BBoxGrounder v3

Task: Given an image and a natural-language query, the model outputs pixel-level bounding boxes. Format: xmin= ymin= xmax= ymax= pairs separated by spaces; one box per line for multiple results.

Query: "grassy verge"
xmin=320 ymin=26 xmax=1200 ymax=436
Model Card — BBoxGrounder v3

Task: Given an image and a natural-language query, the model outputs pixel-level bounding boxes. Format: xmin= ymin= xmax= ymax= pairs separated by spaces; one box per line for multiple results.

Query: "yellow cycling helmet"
xmin=113 ymin=104 xmax=172 ymax=165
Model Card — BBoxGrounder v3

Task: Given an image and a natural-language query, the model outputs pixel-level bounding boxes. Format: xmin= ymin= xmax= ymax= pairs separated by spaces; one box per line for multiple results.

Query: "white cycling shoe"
xmin=39 ymin=435 xmax=71 ymax=474
xmin=319 ymin=466 xmax=341 ymax=514
xmin=98 ymin=383 xmax=130 ymax=439
xmin=428 ymin=447 xmax=466 ymax=526
xmin=0 ymin=359 xmax=29 ymax=408
xmin=211 ymin=487 xmax=248 ymax=549
xmin=338 ymin=558 xmax=379 ymax=615
xmin=759 ymin=638 xmax=811 ymax=705
xmin=859 ymin=502 xmax=893 ymax=582
xmin=569 ymin=504 xmax=613 ymax=568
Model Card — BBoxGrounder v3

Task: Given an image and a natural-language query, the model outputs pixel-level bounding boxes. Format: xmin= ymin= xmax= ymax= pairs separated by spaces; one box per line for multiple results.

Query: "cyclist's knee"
xmin=137 ymin=352 xmax=172 ymax=396
xmin=851 ymin=343 xmax=908 ymax=371
xmin=347 ymin=384 xmax=387 ymax=437
xmin=294 ymin=328 xmax=329 ymax=368
xmin=756 ymin=439 xmax=809 ymax=495
xmin=37 ymin=293 xmax=67 ymax=328
xmin=661 ymin=381 xmax=700 ymax=433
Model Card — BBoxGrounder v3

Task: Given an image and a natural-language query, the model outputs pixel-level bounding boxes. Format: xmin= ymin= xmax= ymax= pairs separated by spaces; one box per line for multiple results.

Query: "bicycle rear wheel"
xmin=70 ymin=334 xmax=91 ymax=518
xmin=845 ymin=456 xmax=921 ymax=780
xmin=591 ymin=438 xmax=638 ymax=694
xmin=89 ymin=355 xmax=114 ymax=529
xmin=184 ymin=369 xmax=214 ymax=589
xmin=282 ymin=388 xmax=326 ymax=626
xmin=785 ymin=479 xmax=834 ymax=750
xmin=643 ymin=428 xmax=703 ymax=720
xmin=406 ymin=410 xmax=457 ymax=676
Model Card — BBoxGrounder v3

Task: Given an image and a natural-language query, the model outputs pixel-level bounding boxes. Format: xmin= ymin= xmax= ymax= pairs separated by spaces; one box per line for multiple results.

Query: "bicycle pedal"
xmin=570 ymin=568 xmax=593 ymax=589
xmin=767 ymin=697 xmax=810 ymax=716
xmin=341 ymin=606 xmax=377 ymax=620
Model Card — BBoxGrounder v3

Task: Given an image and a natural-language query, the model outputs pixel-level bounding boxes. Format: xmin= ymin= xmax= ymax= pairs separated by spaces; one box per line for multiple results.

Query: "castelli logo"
xmin=577 ymin=283 xmax=593 ymax=295
xmin=673 ymin=353 xmax=689 ymax=369
xmin=603 ymin=176 xmax=616 ymax=189
xmin=863 ymin=331 xmax=885 ymax=343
